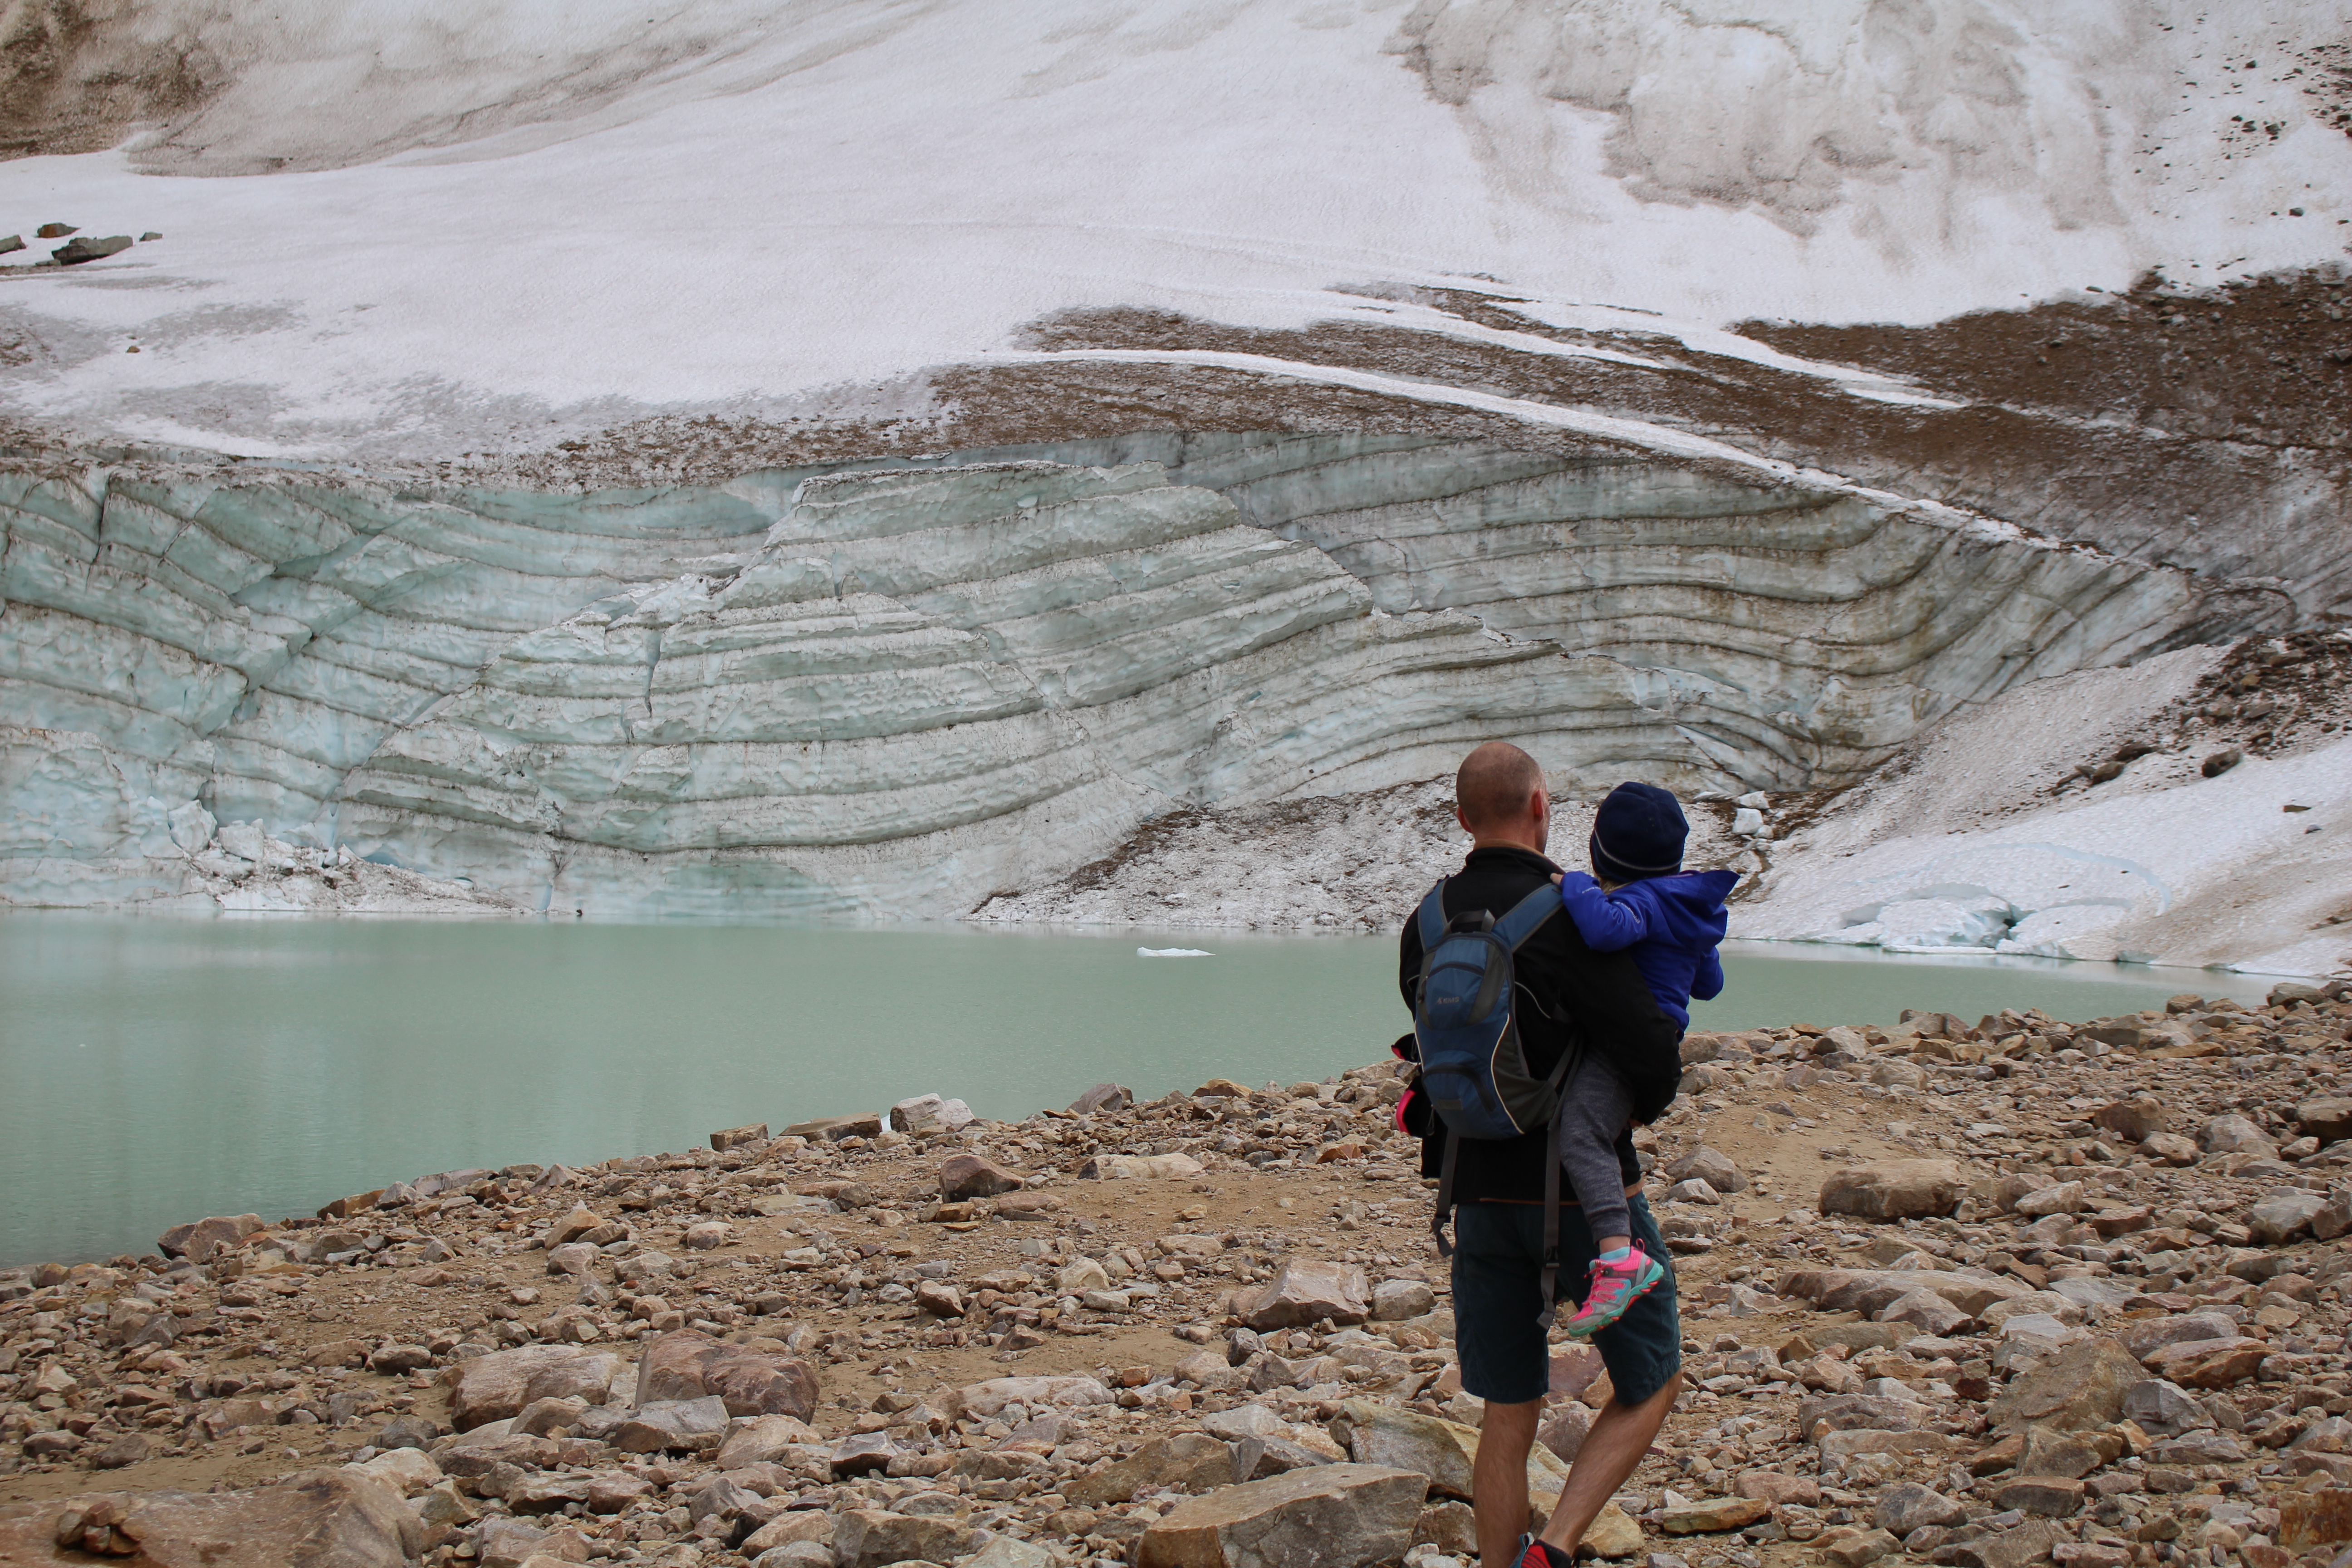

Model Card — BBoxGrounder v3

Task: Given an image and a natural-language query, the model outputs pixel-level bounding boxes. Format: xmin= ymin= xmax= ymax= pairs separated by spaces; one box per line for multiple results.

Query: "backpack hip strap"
xmin=1430 ymin=1126 xmax=1459 ymax=1259
xmin=1536 ymin=1114 xmax=1565 ymax=1328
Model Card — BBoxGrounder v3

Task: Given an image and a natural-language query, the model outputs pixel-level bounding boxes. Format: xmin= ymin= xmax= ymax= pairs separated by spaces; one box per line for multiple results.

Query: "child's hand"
xmin=1549 ymin=872 xmax=1564 ymax=887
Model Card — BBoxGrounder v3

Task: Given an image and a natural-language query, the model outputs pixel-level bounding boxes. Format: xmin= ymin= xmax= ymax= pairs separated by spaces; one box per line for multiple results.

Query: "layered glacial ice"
xmin=0 ymin=434 xmax=2289 ymax=918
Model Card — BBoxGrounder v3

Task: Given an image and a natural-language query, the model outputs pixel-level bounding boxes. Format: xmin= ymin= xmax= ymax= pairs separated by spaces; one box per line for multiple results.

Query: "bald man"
xmin=1398 ymin=742 xmax=1686 ymax=1568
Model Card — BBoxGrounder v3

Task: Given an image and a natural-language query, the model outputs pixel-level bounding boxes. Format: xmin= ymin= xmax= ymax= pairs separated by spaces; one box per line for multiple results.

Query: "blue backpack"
xmin=1411 ymin=877 xmax=1579 ymax=1324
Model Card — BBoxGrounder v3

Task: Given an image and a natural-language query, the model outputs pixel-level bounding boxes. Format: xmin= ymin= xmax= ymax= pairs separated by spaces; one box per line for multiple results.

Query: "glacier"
xmin=0 ymin=432 xmax=2294 ymax=921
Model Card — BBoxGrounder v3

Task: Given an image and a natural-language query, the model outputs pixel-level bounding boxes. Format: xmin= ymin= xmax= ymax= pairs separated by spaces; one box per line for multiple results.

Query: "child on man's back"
xmin=1544 ymin=780 xmax=1737 ymax=1338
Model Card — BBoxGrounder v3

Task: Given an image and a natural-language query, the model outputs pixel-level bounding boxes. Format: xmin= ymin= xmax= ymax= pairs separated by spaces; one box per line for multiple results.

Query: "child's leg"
xmin=1555 ymin=1057 xmax=1634 ymax=1247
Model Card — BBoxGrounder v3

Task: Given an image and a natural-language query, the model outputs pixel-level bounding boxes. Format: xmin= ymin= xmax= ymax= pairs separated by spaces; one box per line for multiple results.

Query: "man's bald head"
xmin=1455 ymin=742 xmax=1548 ymax=843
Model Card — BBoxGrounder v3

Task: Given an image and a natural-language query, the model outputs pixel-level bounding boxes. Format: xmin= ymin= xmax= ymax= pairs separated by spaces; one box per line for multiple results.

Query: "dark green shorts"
xmin=1450 ymin=1192 xmax=1681 ymax=1406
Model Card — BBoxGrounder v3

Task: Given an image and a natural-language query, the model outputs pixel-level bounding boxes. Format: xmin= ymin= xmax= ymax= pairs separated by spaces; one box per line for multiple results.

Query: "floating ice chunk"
xmin=1137 ymin=947 xmax=1213 ymax=958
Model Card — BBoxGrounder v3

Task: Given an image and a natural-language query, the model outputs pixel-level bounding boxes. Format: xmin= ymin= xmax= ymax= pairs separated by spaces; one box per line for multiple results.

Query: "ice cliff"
xmin=0 ymin=433 xmax=2293 ymax=921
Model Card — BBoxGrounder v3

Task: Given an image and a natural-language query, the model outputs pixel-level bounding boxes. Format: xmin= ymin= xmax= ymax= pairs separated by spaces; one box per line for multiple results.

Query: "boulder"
xmin=832 ymin=1507 xmax=983 ymax=1568
xmin=1082 ymin=1153 xmax=1206 ymax=1181
xmin=1992 ymin=1476 xmax=2085 ymax=1518
xmin=1066 ymin=1434 xmax=1235 ymax=1507
xmin=2298 ymin=1099 xmax=2352 ymax=1145
xmin=634 ymin=1328 xmax=819 ymax=1420
xmin=1818 ymin=1160 xmax=1968 ymax=1220
xmin=889 ymin=1093 xmax=974 ymax=1133
xmin=1238 ymin=1260 xmax=1369 ymax=1330
xmin=2248 ymin=1191 xmax=2329 ymax=1245
xmin=2141 ymin=1337 xmax=2269 ymax=1389
xmin=609 ymin=1396 xmax=730 ymax=1453
xmin=1581 ymin=1504 xmax=1644 ymax=1559
xmin=1659 ymin=1497 xmax=1772 ymax=1534
xmin=1737 ymin=1471 xmax=1818 ymax=1506
xmin=0 ymin=1470 xmax=420 ymax=1566
xmin=2119 ymin=1313 xmax=2236 ymax=1360
xmin=1134 ymin=1463 xmax=1426 ymax=1568
xmin=1372 ymin=1279 xmax=1436 ymax=1321
xmin=2010 ymin=1182 xmax=2086 ymax=1218
xmin=156 ymin=1213 xmax=263 ymax=1262
xmin=2201 ymin=1114 xmax=2275 ymax=1156
xmin=715 ymin=1413 xmax=821 ymax=1468
xmin=2279 ymin=1490 xmax=2352 ymax=1551
xmin=1779 ymin=1268 xmax=2030 ymax=1318
xmin=2092 ymin=1098 xmax=2167 ymax=1141
xmin=938 ymin=1154 xmax=1025 ymax=1199
xmin=1933 ymin=1519 xmax=2060 ymax=1568
xmin=1987 ymin=1338 xmax=2141 ymax=1432
xmin=1538 ymin=1401 xmax=1592 ymax=1465
xmin=1665 ymin=1146 xmax=1745 ymax=1194
xmin=1876 ymin=1288 xmax=1973 ymax=1337
xmin=446 ymin=1346 xmax=620 ymax=1431
xmin=948 ymin=1375 xmax=1114 ymax=1418
xmin=1070 ymin=1083 xmax=1132 ymax=1115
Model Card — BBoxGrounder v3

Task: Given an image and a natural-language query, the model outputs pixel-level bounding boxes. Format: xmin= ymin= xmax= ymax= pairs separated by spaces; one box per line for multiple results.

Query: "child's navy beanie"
xmin=1589 ymin=781 xmax=1687 ymax=884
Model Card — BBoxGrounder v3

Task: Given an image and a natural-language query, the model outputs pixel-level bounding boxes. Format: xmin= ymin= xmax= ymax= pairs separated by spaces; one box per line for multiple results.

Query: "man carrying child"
xmin=1399 ymin=742 xmax=1719 ymax=1568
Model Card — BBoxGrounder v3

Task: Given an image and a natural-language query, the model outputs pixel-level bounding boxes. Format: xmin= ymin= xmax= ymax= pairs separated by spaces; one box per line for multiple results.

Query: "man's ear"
xmin=1455 ymin=806 xmax=1473 ymax=836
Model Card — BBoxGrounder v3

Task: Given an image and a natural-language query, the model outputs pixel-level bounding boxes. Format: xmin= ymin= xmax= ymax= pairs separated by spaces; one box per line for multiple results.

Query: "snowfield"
xmin=0 ymin=0 xmax=2344 ymax=454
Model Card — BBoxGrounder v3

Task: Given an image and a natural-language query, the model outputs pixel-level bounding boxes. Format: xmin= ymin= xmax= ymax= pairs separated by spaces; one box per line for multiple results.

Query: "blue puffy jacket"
xmin=1555 ymin=868 xmax=1740 ymax=1032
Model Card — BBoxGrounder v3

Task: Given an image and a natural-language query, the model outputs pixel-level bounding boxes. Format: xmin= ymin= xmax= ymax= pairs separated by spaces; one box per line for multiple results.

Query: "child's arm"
xmin=1691 ymin=946 xmax=1725 ymax=1001
xmin=1549 ymin=870 xmax=1650 ymax=952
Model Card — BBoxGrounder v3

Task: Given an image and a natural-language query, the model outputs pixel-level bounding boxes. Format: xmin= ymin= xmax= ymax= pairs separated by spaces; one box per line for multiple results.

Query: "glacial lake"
xmin=0 ymin=914 xmax=2282 ymax=1267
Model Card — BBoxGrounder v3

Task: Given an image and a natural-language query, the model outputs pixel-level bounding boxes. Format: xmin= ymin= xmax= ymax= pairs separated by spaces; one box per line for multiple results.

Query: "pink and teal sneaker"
xmin=1561 ymin=1241 xmax=1666 ymax=1340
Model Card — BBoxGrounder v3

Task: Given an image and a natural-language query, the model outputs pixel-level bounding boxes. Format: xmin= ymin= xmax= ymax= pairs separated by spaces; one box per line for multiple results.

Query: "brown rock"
xmin=2092 ymin=1098 xmax=2167 ymax=1142
xmin=1135 ymin=1463 xmax=1427 ymax=1568
xmin=1779 ymin=1268 xmax=2031 ymax=1318
xmin=155 ymin=1213 xmax=262 ymax=1263
xmin=1823 ymin=1528 xmax=1901 ymax=1568
xmin=913 ymin=1280 xmax=964 ymax=1317
xmin=1238 ymin=1260 xmax=1369 ymax=1330
xmin=2141 ymin=1336 xmax=2269 ymax=1389
xmin=709 ymin=1122 xmax=768 ymax=1151
xmin=784 ymin=1111 xmax=882 ymax=1140
xmin=2141 ymin=1132 xmax=2199 ymax=1166
xmin=1579 ymin=1503 xmax=1644 ymax=1558
xmin=938 ymin=1154 xmax=1025 ymax=1200
xmin=1066 ymin=1434 xmax=1236 ymax=1507
xmin=1538 ymin=1401 xmax=1592 ymax=1465
xmin=713 ymin=1413 xmax=819 ymax=1468
xmin=634 ymin=1329 xmax=819 ymax=1421
xmin=1988 ymin=1339 xmax=2142 ymax=1433
xmin=1818 ymin=1159 xmax=1968 ymax=1220
xmin=1932 ymin=1518 xmax=2060 ymax=1568
xmin=1412 ymin=1499 xmax=1479 ymax=1556
xmin=832 ymin=1507 xmax=981 ymax=1568
xmin=2298 ymin=1099 xmax=2352 ymax=1145
xmin=1993 ymin=1476 xmax=2085 ymax=1517
xmin=2279 ymin=1489 xmax=2352 ymax=1550
xmin=0 ymin=1470 xmax=420 ymax=1566
xmin=445 ymin=1347 xmax=620 ymax=1431
xmin=1660 ymin=1497 xmax=1773 ymax=1534
xmin=1738 ymin=1471 xmax=1820 ymax=1506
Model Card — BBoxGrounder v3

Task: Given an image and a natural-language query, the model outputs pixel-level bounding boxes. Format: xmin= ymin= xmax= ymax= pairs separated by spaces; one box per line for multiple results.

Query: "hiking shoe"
xmin=1516 ymin=1534 xmax=1575 ymax=1568
xmin=1562 ymin=1241 xmax=1665 ymax=1339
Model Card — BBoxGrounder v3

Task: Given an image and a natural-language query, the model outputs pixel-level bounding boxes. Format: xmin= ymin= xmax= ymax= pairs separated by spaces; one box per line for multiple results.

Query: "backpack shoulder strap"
xmin=1493 ymin=882 xmax=1559 ymax=951
xmin=1414 ymin=879 xmax=1449 ymax=950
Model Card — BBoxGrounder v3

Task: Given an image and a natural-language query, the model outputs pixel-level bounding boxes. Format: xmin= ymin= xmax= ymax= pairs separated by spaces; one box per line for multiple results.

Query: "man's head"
xmin=1454 ymin=742 xmax=1548 ymax=852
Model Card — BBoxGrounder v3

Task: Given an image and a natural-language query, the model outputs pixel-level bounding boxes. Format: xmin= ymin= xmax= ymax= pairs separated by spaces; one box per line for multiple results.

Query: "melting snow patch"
xmin=1137 ymin=946 xmax=1214 ymax=958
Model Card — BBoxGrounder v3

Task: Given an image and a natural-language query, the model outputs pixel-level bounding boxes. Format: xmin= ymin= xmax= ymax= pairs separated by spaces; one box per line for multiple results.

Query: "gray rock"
xmin=608 ymin=1396 xmax=730 ymax=1453
xmin=2201 ymin=1113 xmax=2274 ymax=1156
xmin=2148 ymin=1431 xmax=2246 ymax=1465
xmin=833 ymin=1506 xmax=981 ymax=1568
xmin=1875 ymin=1483 xmax=1967 ymax=1535
xmin=1135 ymin=1462 xmax=1427 ymax=1568
xmin=2249 ymin=1191 xmax=2329 ymax=1245
xmin=2121 ymin=1379 xmax=2213 ymax=1434
xmin=1372 ymin=1279 xmax=1436 ymax=1321
xmin=1665 ymin=1145 xmax=1746 ymax=1194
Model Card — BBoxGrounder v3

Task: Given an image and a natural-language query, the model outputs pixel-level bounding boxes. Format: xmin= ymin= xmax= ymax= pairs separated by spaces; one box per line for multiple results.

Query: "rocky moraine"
xmin=6 ymin=981 xmax=2352 ymax=1568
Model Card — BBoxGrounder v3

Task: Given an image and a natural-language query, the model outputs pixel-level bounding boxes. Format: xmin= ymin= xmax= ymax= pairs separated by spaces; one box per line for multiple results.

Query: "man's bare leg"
xmin=1475 ymin=1372 xmax=1684 ymax=1566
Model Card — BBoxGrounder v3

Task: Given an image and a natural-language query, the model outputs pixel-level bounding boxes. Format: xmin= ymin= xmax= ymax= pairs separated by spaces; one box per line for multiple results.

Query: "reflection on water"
xmin=0 ymin=915 xmax=2274 ymax=1265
